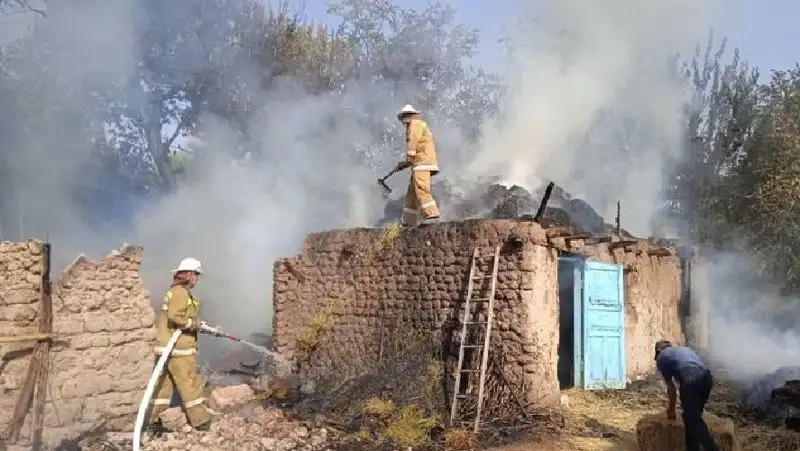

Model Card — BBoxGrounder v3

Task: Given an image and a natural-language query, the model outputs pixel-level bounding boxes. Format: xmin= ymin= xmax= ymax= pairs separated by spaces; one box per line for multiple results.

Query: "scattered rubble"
xmin=378 ymin=178 xmax=632 ymax=237
xmin=143 ymin=406 xmax=332 ymax=451
xmin=209 ymin=384 xmax=256 ymax=411
xmin=743 ymin=366 xmax=800 ymax=424
xmin=771 ymin=379 xmax=800 ymax=431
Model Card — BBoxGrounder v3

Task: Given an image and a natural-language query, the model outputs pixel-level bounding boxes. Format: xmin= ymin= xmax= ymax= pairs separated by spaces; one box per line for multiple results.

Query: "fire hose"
xmin=132 ymin=329 xmax=182 ymax=451
xmin=132 ymin=324 xmax=235 ymax=451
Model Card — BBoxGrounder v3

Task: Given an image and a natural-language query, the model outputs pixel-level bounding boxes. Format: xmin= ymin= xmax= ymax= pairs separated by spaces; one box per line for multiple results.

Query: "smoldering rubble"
xmin=378 ymin=177 xmax=633 ymax=237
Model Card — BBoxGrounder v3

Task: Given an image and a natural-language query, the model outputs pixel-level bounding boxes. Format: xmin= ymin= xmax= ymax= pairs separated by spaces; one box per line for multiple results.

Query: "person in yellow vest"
xmin=394 ymin=104 xmax=441 ymax=227
xmin=145 ymin=257 xmax=219 ymax=436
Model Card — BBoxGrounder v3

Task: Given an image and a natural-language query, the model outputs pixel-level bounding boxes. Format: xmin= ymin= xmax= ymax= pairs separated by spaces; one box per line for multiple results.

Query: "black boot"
xmin=143 ymin=419 xmax=169 ymax=438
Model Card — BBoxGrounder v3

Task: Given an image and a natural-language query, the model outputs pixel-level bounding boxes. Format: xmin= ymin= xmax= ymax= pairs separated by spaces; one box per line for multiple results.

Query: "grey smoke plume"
xmin=466 ymin=0 xmax=716 ymax=236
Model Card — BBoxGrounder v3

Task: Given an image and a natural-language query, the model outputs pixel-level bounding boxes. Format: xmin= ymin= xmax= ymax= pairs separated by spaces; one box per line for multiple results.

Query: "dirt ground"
xmin=487 ymin=379 xmax=800 ymax=451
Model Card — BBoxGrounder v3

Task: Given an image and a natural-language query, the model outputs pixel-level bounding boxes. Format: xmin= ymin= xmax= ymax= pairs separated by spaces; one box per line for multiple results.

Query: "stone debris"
xmin=210 ymin=383 xmax=256 ymax=410
xmin=142 ymin=406 xmax=332 ymax=451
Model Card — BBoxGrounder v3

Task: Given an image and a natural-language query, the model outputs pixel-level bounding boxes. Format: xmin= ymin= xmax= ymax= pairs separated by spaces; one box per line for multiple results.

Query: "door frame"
xmin=558 ymin=255 xmax=586 ymax=388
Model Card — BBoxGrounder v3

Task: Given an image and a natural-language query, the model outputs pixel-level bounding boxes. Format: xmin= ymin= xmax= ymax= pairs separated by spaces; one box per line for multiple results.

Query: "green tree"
xmin=731 ymin=67 xmax=800 ymax=287
xmin=664 ymin=35 xmax=760 ymax=245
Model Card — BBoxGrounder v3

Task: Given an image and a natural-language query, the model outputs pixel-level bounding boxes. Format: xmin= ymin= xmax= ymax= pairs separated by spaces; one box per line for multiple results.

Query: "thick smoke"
xmin=464 ymin=0 xmax=800 ymax=388
xmin=466 ymin=0 xmax=716 ymax=236
xmin=4 ymin=0 xmax=797 ymax=383
xmin=0 ymin=0 xmax=453 ymax=360
xmin=699 ymin=252 xmax=800 ymax=381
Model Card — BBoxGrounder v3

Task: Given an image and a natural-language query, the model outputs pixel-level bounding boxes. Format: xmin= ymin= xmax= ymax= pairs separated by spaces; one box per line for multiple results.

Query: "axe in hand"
xmin=377 ymin=162 xmax=409 ymax=197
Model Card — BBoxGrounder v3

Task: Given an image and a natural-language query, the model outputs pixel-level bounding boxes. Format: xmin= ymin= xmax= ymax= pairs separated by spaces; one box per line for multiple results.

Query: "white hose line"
xmin=132 ymin=329 xmax=182 ymax=451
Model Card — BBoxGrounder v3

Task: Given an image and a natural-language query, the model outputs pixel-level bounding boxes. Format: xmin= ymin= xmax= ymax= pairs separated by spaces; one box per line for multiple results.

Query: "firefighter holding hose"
xmin=144 ymin=257 xmax=221 ymax=436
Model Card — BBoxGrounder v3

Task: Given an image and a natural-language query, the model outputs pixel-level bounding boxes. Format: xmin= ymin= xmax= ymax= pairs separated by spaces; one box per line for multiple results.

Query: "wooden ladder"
xmin=449 ymin=245 xmax=500 ymax=433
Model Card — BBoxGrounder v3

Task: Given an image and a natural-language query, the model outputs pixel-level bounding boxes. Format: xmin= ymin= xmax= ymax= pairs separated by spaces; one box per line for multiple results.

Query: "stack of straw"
xmin=636 ymin=411 xmax=739 ymax=451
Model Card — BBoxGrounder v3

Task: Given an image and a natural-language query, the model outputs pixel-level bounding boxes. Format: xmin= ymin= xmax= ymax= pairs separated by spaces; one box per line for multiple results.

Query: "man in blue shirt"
xmin=654 ymin=340 xmax=719 ymax=451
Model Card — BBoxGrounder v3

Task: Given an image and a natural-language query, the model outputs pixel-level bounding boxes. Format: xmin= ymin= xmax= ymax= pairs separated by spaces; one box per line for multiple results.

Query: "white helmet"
xmin=396 ymin=104 xmax=420 ymax=119
xmin=172 ymin=257 xmax=204 ymax=274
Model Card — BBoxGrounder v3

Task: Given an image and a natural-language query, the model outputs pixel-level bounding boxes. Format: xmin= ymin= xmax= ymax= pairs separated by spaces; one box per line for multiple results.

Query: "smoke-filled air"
xmin=2 ymin=0 xmax=800 ymax=388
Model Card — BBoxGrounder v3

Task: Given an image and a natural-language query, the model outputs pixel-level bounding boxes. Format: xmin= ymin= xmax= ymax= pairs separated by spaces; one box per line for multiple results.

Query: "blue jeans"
xmin=679 ymin=368 xmax=719 ymax=451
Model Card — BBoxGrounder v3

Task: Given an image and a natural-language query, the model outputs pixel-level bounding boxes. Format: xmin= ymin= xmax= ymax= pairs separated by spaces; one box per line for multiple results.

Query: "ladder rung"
xmin=461 ymin=345 xmax=483 ymax=349
xmin=462 ymin=321 xmax=486 ymax=325
xmin=460 ymin=369 xmax=480 ymax=373
xmin=470 ymin=297 xmax=492 ymax=302
xmin=474 ymin=253 xmax=497 ymax=259
xmin=455 ymin=393 xmax=478 ymax=398
xmin=472 ymin=275 xmax=493 ymax=279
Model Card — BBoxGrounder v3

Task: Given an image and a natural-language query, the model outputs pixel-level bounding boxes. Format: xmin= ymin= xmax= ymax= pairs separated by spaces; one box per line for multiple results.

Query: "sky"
xmin=0 ymin=1 xmax=797 ymax=73
xmin=301 ymin=0 xmax=800 ymax=75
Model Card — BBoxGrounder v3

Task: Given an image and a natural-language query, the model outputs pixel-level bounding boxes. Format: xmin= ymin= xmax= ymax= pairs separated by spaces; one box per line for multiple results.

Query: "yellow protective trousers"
xmin=147 ymin=355 xmax=211 ymax=428
xmin=401 ymin=170 xmax=440 ymax=226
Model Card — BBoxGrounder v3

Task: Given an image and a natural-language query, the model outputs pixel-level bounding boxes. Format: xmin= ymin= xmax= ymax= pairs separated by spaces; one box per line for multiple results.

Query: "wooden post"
xmin=533 ymin=182 xmax=555 ymax=223
xmin=4 ymin=242 xmax=52 ymax=446
xmin=32 ymin=242 xmax=52 ymax=449
xmin=615 ymin=201 xmax=621 ymax=236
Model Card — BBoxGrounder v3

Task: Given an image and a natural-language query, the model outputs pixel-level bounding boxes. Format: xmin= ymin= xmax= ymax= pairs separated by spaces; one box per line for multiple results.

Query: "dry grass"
xmin=383 ymin=405 xmax=441 ymax=448
xmin=489 ymin=382 xmax=800 ymax=451
xmin=294 ymin=309 xmax=332 ymax=357
xmin=738 ymin=424 xmax=800 ymax=451
xmin=373 ymin=221 xmax=401 ymax=252
xmin=442 ymin=428 xmax=477 ymax=450
xmin=362 ymin=397 xmax=395 ymax=417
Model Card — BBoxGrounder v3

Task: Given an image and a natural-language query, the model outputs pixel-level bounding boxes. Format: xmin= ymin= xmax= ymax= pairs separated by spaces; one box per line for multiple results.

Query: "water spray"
xmin=203 ymin=326 xmax=291 ymax=373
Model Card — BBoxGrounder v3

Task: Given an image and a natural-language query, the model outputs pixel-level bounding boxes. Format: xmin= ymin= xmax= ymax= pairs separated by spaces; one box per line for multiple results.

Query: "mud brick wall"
xmin=0 ymin=240 xmax=154 ymax=449
xmin=273 ymin=220 xmax=695 ymax=406
xmin=274 ymin=220 xmax=562 ymax=406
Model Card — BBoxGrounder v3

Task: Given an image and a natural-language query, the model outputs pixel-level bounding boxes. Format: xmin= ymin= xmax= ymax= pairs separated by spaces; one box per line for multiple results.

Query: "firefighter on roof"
xmin=145 ymin=257 xmax=219 ymax=436
xmin=394 ymin=104 xmax=441 ymax=227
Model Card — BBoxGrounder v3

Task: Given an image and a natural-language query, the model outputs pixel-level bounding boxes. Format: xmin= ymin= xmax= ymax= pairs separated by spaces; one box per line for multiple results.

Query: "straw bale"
xmin=636 ymin=411 xmax=739 ymax=451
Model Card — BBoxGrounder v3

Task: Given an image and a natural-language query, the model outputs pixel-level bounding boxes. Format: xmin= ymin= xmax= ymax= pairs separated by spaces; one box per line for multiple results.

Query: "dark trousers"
xmin=679 ymin=367 xmax=719 ymax=451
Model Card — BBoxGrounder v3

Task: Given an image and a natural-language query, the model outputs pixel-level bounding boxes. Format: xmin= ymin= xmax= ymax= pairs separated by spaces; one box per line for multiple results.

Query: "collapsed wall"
xmin=0 ymin=240 xmax=153 ymax=449
xmin=273 ymin=219 xmax=693 ymax=406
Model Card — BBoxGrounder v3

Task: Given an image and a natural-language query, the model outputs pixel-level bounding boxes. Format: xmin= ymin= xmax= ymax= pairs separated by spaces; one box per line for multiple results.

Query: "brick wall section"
xmin=273 ymin=221 xmax=561 ymax=406
xmin=273 ymin=220 xmax=694 ymax=406
xmin=0 ymin=240 xmax=154 ymax=449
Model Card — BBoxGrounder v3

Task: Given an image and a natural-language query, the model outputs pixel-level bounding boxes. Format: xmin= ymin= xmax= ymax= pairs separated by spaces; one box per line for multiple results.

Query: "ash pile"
xmin=742 ymin=366 xmax=800 ymax=429
xmin=378 ymin=177 xmax=632 ymax=237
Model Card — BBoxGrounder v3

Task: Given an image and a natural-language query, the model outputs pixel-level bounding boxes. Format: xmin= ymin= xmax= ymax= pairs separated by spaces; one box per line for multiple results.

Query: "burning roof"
xmin=379 ymin=178 xmax=632 ymax=237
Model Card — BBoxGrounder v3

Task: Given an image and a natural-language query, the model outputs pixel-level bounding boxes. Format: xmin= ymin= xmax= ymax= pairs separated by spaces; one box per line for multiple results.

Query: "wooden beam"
xmin=609 ymin=240 xmax=638 ymax=249
xmin=533 ymin=181 xmax=555 ymax=223
xmin=647 ymin=248 xmax=672 ymax=257
xmin=583 ymin=236 xmax=613 ymax=245
xmin=0 ymin=333 xmax=52 ymax=343
xmin=564 ymin=233 xmax=591 ymax=241
xmin=545 ymin=227 xmax=574 ymax=238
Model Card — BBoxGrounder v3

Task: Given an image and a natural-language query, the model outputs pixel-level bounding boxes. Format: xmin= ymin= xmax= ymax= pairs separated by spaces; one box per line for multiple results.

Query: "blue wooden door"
xmin=581 ymin=261 xmax=626 ymax=389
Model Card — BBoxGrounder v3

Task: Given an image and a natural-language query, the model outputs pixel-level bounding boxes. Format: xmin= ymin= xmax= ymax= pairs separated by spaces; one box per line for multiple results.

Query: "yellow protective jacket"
xmin=154 ymin=285 xmax=201 ymax=356
xmin=405 ymin=117 xmax=439 ymax=174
